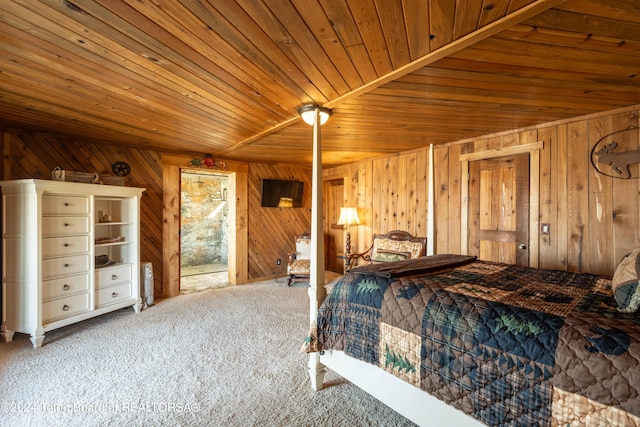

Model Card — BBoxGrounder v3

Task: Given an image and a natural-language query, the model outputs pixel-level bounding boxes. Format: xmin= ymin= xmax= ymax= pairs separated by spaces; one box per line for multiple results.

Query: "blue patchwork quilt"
xmin=308 ymin=256 xmax=640 ymax=426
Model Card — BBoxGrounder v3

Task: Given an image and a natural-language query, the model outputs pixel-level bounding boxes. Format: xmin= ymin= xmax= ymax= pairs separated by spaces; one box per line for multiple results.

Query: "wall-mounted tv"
xmin=261 ymin=179 xmax=304 ymax=208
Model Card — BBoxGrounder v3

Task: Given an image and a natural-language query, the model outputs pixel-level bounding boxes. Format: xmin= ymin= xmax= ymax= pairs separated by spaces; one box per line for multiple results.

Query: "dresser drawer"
xmin=42 ymin=217 xmax=89 ymax=236
xmin=42 ymin=292 xmax=90 ymax=323
xmin=42 ymin=273 xmax=90 ymax=301
xmin=96 ymin=264 xmax=132 ymax=288
xmin=42 ymin=254 xmax=90 ymax=278
xmin=42 ymin=235 xmax=89 ymax=257
xmin=96 ymin=282 xmax=132 ymax=307
xmin=42 ymin=195 xmax=89 ymax=215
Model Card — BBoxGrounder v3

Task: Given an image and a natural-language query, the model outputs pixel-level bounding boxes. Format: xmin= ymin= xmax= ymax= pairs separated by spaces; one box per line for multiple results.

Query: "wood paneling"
xmin=5 ymin=101 xmax=640 ymax=299
xmin=1 ymin=131 xmax=164 ymax=297
xmin=162 ymin=162 xmax=180 ymax=297
xmin=612 ymin=113 xmax=640 ymax=265
xmin=323 ymin=149 xmax=430 ymax=260
xmin=326 ymin=104 xmax=640 ymax=278
xmin=2 ymin=130 xmax=314 ymax=297
xmin=247 ymin=163 xmax=312 ymax=281
xmin=323 ymin=178 xmax=345 ymax=274
xmin=566 ymin=119 xmax=591 ymax=272
xmin=2 ymin=1 xmax=640 ymax=166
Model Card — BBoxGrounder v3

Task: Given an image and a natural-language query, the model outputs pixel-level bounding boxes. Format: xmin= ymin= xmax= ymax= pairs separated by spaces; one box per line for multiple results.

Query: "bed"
xmin=303 ymin=254 xmax=640 ymax=426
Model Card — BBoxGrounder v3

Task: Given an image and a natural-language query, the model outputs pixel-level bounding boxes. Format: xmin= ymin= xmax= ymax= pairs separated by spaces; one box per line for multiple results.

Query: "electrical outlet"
xmin=276 ymin=258 xmax=281 ymax=265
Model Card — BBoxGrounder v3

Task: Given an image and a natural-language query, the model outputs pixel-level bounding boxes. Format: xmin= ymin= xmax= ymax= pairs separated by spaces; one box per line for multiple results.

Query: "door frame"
xmin=162 ymin=154 xmax=249 ymax=297
xmin=179 ymin=170 xmax=230 ymax=278
xmin=460 ymin=141 xmax=543 ymax=268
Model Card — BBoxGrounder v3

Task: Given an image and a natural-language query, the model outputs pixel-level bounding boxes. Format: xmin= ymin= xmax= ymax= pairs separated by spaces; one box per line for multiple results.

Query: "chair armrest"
xmin=287 ymin=251 xmax=297 ymax=265
xmin=347 ymin=245 xmax=373 ymax=268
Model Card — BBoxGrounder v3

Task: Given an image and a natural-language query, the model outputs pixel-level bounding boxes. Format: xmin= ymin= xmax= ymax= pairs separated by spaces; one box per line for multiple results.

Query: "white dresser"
xmin=0 ymin=179 xmax=145 ymax=348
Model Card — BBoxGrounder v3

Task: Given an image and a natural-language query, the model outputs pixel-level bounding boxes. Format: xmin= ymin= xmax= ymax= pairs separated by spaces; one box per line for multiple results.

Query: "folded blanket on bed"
xmin=348 ymin=253 xmax=476 ymax=278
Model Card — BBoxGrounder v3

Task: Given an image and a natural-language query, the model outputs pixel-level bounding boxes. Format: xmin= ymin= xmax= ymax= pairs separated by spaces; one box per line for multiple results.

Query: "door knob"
xmin=519 ymin=244 xmax=527 ymax=250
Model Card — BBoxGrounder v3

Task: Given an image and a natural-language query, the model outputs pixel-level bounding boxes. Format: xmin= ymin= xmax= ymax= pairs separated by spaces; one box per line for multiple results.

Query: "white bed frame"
xmin=305 ymin=120 xmax=484 ymax=426
xmin=311 ymin=347 xmax=485 ymax=426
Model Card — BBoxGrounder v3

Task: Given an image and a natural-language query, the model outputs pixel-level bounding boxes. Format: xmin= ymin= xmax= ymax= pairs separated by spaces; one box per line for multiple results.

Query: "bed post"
xmin=307 ymin=107 xmax=327 ymax=390
xmin=427 ymin=143 xmax=435 ymax=256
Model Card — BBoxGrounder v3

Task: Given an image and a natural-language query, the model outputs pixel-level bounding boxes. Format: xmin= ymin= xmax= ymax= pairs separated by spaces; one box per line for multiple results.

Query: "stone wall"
xmin=180 ymin=172 xmax=229 ymax=269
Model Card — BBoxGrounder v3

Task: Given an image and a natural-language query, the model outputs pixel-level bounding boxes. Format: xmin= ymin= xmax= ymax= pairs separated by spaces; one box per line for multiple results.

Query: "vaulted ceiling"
xmin=1 ymin=0 xmax=639 ymax=166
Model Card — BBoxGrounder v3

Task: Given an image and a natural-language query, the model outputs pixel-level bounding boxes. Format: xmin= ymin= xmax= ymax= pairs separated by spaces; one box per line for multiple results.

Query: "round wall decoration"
xmin=112 ymin=161 xmax=131 ymax=177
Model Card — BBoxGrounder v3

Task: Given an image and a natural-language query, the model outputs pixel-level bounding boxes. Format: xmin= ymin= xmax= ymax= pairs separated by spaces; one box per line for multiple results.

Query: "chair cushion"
xmin=612 ymin=247 xmax=640 ymax=312
xmin=371 ymin=237 xmax=423 ymax=261
xmin=289 ymin=259 xmax=310 ymax=274
xmin=296 ymin=238 xmax=311 ymax=260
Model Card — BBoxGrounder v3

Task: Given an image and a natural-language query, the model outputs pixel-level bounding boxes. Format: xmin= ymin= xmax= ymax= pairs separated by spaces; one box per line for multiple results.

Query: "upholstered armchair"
xmin=287 ymin=231 xmax=311 ymax=286
xmin=348 ymin=230 xmax=426 ymax=270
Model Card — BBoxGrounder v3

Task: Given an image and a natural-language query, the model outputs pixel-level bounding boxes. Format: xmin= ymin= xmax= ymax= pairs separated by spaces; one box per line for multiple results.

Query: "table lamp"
xmin=337 ymin=207 xmax=361 ymax=270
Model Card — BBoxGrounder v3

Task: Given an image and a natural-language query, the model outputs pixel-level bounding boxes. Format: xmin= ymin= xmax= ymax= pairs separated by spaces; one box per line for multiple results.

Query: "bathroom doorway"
xmin=180 ymin=171 xmax=230 ymax=292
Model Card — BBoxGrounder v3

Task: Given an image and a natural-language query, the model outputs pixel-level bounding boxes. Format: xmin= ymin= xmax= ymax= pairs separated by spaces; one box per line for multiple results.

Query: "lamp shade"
xmin=337 ymin=207 xmax=361 ymax=226
xmin=298 ymin=105 xmax=332 ymax=126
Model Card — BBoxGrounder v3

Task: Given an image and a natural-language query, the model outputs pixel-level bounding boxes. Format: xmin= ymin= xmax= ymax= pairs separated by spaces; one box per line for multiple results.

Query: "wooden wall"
xmin=1 ymin=130 xmax=313 ymax=297
xmin=323 ymin=150 xmax=429 ymax=256
xmin=325 ymin=104 xmax=640 ymax=278
xmin=1 ymin=131 xmax=165 ymax=296
xmin=4 ymin=102 xmax=639 ymax=297
xmin=248 ymin=162 xmax=312 ymax=281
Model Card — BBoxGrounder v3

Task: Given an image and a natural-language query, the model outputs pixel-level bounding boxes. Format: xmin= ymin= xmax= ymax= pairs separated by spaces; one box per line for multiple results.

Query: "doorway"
xmin=180 ymin=171 xmax=230 ymax=292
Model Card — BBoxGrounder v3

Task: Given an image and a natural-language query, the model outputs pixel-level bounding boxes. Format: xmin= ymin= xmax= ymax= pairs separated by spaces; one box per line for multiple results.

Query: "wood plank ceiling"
xmin=0 ymin=0 xmax=639 ymax=166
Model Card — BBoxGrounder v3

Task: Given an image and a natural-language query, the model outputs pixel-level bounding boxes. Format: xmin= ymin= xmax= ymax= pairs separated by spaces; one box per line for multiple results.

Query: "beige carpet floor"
xmin=0 ymin=278 xmax=416 ymax=427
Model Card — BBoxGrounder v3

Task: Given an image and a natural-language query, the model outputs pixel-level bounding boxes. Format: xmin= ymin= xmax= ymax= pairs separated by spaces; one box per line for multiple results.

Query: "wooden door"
xmin=323 ymin=178 xmax=344 ymax=273
xmin=468 ymin=154 xmax=530 ymax=266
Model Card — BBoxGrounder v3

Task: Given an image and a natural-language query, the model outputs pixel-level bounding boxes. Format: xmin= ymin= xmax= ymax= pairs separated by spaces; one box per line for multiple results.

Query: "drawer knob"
xmin=64 ymin=263 xmax=70 ymax=268
xmin=112 ymin=274 xmax=117 ymax=280
xmin=64 ymin=243 xmax=69 ymax=247
xmin=64 ymin=223 xmax=69 ymax=227
xmin=63 ymin=284 xmax=70 ymax=290
xmin=62 ymin=304 xmax=70 ymax=311
xmin=64 ymin=202 xmax=69 ymax=206
xmin=111 ymin=292 xmax=118 ymax=298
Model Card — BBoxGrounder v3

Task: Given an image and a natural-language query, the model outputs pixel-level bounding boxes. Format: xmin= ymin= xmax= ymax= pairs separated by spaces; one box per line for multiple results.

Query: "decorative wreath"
xmin=187 ymin=154 xmax=229 ymax=170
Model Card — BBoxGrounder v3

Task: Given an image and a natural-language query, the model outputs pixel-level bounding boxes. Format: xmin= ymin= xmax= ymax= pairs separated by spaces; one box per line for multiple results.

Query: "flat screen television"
xmin=261 ymin=179 xmax=304 ymax=208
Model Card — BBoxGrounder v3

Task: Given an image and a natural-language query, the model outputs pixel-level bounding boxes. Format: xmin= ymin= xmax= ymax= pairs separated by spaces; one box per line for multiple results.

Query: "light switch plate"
xmin=541 ymin=223 xmax=550 ymax=235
